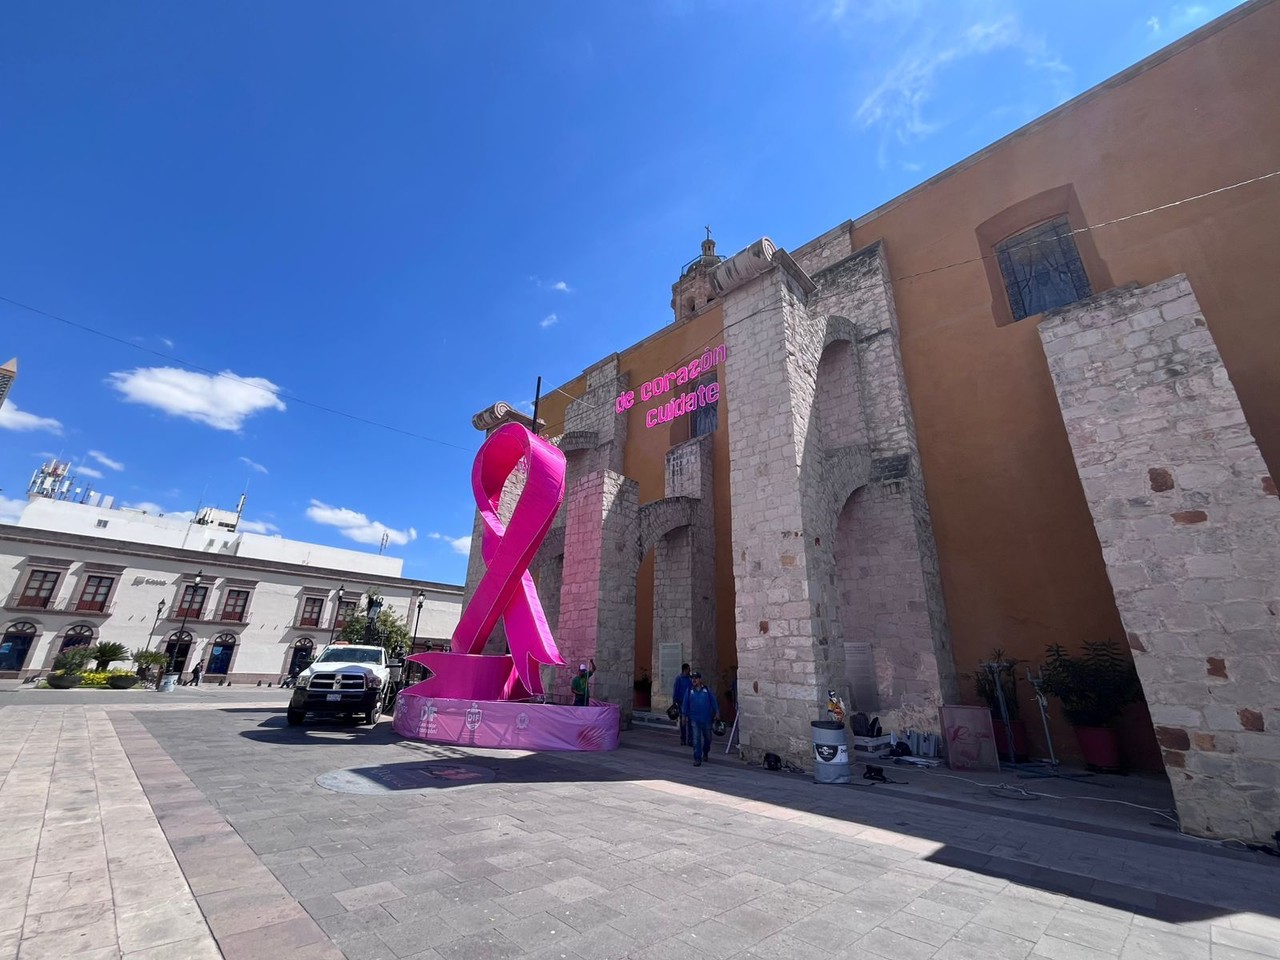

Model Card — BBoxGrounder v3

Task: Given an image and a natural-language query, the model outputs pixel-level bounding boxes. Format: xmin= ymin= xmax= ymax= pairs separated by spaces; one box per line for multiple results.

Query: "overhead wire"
xmin=0 ymin=294 xmax=474 ymax=453
xmin=4 ymin=167 xmax=1276 ymax=445
xmin=534 ymin=166 xmax=1280 ymax=433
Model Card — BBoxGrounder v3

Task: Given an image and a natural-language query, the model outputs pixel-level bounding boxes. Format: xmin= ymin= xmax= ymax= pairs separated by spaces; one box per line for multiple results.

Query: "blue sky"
xmin=0 ymin=0 xmax=1242 ymax=584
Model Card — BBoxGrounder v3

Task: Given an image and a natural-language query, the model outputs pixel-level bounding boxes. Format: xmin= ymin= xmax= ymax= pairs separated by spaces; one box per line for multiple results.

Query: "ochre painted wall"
xmin=843 ymin=1 xmax=1280 ymax=765
xmin=537 ymin=303 xmax=738 ymax=701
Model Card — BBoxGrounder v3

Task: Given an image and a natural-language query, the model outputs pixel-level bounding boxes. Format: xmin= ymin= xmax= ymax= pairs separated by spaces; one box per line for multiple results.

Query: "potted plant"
xmin=974 ymin=650 xmax=1028 ymax=761
xmin=88 ymin=641 xmax=129 ymax=672
xmin=47 ymin=647 xmax=93 ymax=688
xmin=1040 ymin=640 xmax=1142 ymax=771
xmin=633 ymin=672 xmax=652 ymax=710
xmin=131 ymin=649 xmax=170 ymax=690
xmin=107 ymin=670 xmax=140 ymax=690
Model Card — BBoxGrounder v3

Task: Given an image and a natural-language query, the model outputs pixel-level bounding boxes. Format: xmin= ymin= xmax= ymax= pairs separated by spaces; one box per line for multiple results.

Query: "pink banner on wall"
xmin=393 ymin=691 xmax=620 ymax=752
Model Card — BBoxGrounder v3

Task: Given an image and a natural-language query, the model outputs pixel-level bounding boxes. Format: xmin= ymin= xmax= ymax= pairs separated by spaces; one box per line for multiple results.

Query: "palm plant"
xmin=88 ymin=641 xmax=129 ymax=672
xmin=53 ymin=647 xmax=93 ymax=675
xmin=132 ymin=649 xmax=169 ymax=688
xmin=1040 ymin=640 xmax=1141 ymax=727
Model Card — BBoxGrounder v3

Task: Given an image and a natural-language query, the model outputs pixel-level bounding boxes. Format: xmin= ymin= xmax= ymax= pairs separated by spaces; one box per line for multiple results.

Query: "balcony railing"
xmin=296 ymin=616 xmax=322 ymax=629
xmin=168 ymin=607 xmax=206 ymax=622
xmin=214 ymin=609 xmax=247 ymax=624
xmin=13 ymin=596 xmax=53 ymax=609
xmin=3 ymin=598 xmax=116 ymax=616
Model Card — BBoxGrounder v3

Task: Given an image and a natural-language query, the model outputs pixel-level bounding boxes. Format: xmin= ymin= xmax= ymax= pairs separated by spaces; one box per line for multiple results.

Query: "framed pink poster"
xmin=939 ymin=704 xmax=1000 ymax=772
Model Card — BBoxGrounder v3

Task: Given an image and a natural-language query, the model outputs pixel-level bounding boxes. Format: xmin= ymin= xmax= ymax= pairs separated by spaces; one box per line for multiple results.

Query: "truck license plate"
xmin=326 ymin=693 xmax=341 ymax=702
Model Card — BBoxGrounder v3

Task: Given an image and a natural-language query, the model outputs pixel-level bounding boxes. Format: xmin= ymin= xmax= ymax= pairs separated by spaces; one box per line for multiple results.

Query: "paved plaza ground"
xmin=1 ymin=688 xmax=1278 ymax=960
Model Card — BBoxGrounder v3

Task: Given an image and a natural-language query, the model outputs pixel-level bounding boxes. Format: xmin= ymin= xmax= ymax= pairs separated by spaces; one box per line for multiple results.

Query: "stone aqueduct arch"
xmin=462 ymin=239 xmax=955 ymax=762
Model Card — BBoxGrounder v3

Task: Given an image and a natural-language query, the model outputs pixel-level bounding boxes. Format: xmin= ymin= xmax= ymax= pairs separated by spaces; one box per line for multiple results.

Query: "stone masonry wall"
xmin=651 ymin=436 xmax=717 ymax=712
xmin=1038 ymin=274 xmax=1280 ymax=843
xmin=556 ymin=469 xmax=640 ymax=717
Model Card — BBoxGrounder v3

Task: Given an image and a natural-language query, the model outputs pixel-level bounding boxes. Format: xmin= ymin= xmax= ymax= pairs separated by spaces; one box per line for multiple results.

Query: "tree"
xmin=335 ymin=593 xmax=411 ymax=657
xmin=88 ymin=641 xmax=129 ymax=672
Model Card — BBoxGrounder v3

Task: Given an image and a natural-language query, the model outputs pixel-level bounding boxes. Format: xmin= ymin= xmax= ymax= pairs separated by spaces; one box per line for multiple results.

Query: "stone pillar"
xmin=557 ymin=469 xmax=640 ymax=718
xmin=721 ymin=258 xmax=839 ymax=764
xmin=650 ymin=436 xmax=716 ymax=713
xmin=1038 ymin=274 xmax=1280 ymax=843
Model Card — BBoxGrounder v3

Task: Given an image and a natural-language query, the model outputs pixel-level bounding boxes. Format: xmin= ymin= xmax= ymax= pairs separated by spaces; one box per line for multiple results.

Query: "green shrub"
xmin=53 ymin=647 xmax=93 ymax=675
xmin=1040 ymin=640 xmax=1142 ymax=727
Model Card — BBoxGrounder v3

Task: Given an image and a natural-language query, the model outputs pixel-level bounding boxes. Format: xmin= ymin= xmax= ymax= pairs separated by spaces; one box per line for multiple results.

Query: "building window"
xmin=175 ymin=583 xmax=208 ymax=620
xmin=18 ymin=570 xmax=60 ymax=609
xmin=0 ymin=622 xmax=38 ymax=672
xmin=165 ymin=631 xmax=193 ymax=673
xmin=77 ymin=576 xmax=114 ymax=613
xmin=220 ymin=589 xmax=250 ymax=623
xmin=299 ymin=597 xmax=324 ymax=628
xmin=691 ymin=375 xmax=719 ymax=439
xmin=995 ymin=216 xmax=1092 ymax=321
xmin=207 ymin=634 xmax=236 ymax=675
xmin=95 ymin=519 xmax=109 ymax=529
xmin=334 ymin=599 xmax=357 ymax=630
xmin=59 ymin=625 xmax=95 ymax=652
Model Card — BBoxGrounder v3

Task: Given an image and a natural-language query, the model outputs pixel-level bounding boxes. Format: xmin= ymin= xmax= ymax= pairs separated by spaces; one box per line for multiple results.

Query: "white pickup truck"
xmin=286 ymin=643 xmax=390 ymax=726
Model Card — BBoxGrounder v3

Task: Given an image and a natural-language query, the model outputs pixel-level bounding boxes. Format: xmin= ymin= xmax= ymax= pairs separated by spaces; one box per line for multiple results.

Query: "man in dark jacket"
xmin=681 ymin=672 xmax=719 ymax=766
xmin=672 ymin=663 xmax=693 ymax=745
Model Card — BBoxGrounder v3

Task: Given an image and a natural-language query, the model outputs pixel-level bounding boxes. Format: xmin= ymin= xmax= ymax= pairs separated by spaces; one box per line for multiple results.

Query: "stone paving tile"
xmin=12 ymin=701 xmax=1280 ymax=960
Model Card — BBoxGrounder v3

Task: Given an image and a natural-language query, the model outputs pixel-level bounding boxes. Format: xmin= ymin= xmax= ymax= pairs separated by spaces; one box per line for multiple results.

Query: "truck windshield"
xmin=315 ymin=647 xmax=382 ymax=665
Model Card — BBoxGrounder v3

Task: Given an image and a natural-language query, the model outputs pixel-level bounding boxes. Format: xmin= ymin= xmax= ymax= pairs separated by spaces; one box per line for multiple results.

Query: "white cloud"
xmin=107 ymin=366 xmax=286 ymax=431
xmin=540 ymin=313 xmax=559 ymax=329
xmin=852 ymin=5 xmax=1071 ymax=167
xmin=237 ymin=518 xmax=280 ymax=535
xmin=530 ymin=276 xmax=573 ymax=293
xmin=123 ymin=501 xmax=196 ymax=521
xmin=1147 ymin=15 xmax=1162 ymax=31
xmin=161 ymin=337 xmax=175 ymax=349
xmin=0 ymin=495 xmax=25 ymax=524
xmin=88 ymin=450 xmax=125 ymax=471
xmin=0 ymin=401 xmax=63 ymax=434
xmin=306 ymin=500 xmax=417 ymax=547
xmin=76 ymin=465 xmax=106 ymax=479
xmin=239 ymin=456 xmax=269 ymax=474
xmin=1149 ymin=3 xmax=1229 ymax=36
xmin=429 ymin=532 xmax=473 ymax=556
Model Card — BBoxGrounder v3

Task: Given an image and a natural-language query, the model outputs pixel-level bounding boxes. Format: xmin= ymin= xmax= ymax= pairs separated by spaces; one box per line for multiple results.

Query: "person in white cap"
xmin=571 ymin=658 xmax=596 ymax=706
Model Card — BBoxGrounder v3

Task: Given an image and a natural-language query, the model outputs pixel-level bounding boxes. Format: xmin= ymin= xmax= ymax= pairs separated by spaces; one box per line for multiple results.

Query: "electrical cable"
xmin=535 ymin=166 xmax=1280 ymax=432
xmin=0 ymin=294 xmax=474 ymax=454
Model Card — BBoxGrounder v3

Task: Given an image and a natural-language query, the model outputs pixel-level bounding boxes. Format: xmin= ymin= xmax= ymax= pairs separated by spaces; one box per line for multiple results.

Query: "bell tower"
xmin=670 ymin=228 xmax=723 ymax=324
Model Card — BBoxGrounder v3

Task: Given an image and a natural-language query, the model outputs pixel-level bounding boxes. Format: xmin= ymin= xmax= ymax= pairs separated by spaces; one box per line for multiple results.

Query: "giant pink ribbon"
xmin=411 ymin=422 xmax=566 ymax=697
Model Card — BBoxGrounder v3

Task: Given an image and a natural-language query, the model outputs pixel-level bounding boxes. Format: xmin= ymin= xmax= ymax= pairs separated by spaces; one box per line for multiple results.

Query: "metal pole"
xmin=530 ymin=376 xmax=542 ymax=436
xmin=413 ymin=595 xmax=423 ymax=651
xmin=327 ymin=585 xmax=345 ymax=650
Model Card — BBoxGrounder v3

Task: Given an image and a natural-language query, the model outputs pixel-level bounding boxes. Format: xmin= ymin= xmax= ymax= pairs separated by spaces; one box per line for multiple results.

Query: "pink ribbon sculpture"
xmin=393 ymin=422 xmax=620 ymax=751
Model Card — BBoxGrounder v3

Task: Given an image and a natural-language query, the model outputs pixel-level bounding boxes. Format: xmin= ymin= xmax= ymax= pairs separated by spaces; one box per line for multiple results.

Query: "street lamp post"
xmin=169 ymin=570 xmax=203 ymax=682
xmin=327 ymin=584 xmax=345 ymax=649
xmin=147 ymin=599 xmax=165 ymax=651
xmin=412 ymin=592 xmax=424 ymax=655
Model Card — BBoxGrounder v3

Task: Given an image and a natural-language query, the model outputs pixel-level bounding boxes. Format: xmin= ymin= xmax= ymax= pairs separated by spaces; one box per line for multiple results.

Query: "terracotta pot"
xmin=1075 ymin=726 xmax=1122 ymax=772
xmin=46 ymin=673 xmax=83 ymax=689
xmin=992 ymin=719 xmax=1029 ymax=762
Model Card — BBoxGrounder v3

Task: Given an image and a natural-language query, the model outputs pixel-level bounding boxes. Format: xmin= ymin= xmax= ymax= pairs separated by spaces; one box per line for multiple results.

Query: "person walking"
xmin=190 ymin=660 xmax=203 ymax=687
xmin=672 ymin=663 xmax=694 ymax=745
xmin=681 ymin=671 xmax=719 ymax=766
xmin=571 ymin=659 xmax=596 ymax=706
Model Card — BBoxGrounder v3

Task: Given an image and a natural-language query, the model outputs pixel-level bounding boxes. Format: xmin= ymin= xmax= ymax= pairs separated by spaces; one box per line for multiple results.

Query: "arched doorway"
xmin=164 ymin=631 xmax=193 ymax=674
xmin=207 ymin=633 xmax=237 ymax=676
xmin=0 ymin=622 xmax=38 ymax=673
xmin=287 ymin=638 xmax=314 ymax=677
xmin=59 ymin=625 xmax=96 ymax=654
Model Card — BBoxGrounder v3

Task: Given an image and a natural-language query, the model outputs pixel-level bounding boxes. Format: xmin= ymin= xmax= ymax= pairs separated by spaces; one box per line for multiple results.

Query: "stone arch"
xmin=813 ymin=316 xmax=867 ymax=451
xmin=0 ymin=620 xmax=41 ymax=674
xmin=638 ymin=497 xmax=696 ymax=558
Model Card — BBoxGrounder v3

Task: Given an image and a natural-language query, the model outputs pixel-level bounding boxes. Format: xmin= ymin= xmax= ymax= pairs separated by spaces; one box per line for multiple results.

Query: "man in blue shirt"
xmin=672 ymin=663 xmax=693 ymax=745
xmin=681 ymin=671 xmax=719 ymax=766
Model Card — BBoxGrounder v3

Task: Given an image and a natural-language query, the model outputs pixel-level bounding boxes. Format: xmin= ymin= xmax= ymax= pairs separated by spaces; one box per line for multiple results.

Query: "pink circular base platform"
xmin=392 ymin=691 xmax=621 ymax=752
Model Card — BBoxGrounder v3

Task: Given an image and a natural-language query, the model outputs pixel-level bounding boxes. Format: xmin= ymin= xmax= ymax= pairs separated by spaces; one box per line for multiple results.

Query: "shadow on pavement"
xmin=216 ymin=705 xmax=1280 ymax=928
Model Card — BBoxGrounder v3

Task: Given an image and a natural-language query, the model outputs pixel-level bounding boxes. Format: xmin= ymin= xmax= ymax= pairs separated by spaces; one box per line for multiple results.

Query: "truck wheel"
xmin=362 ymin=709 xmax=378 ymax=726
xmin=286 ymin=708 xmax=305 ymax=726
